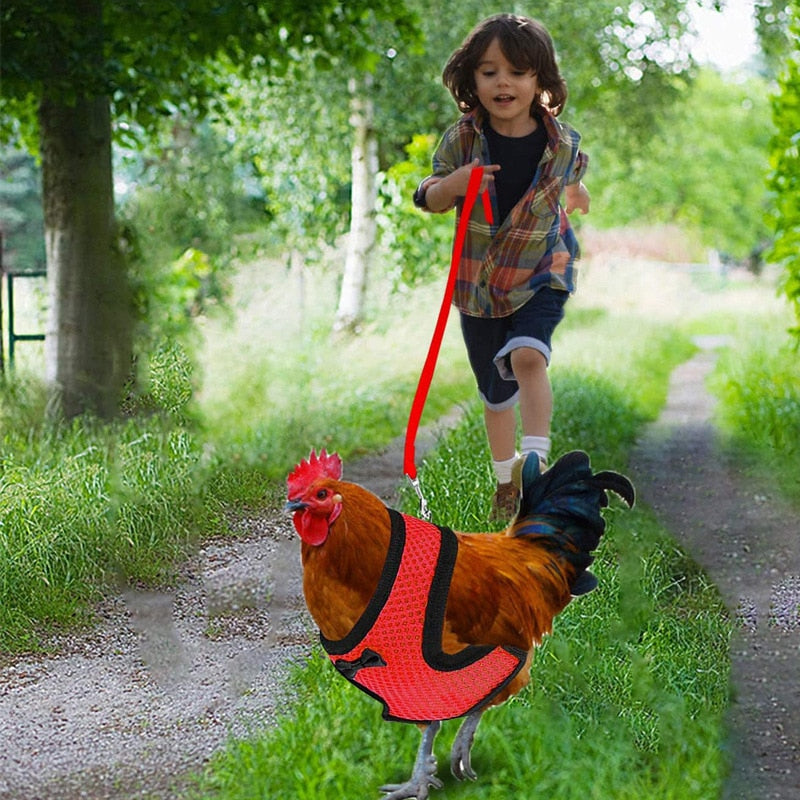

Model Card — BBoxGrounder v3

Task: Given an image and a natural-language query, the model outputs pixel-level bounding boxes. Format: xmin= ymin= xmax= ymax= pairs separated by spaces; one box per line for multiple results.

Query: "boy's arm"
xmin=564 ymin=141 xmax=589 ymax=214
xmin=415 ymin=159 xmax=500 ymax=213
xmin=564 ymin=181 xmax=590 ymax=215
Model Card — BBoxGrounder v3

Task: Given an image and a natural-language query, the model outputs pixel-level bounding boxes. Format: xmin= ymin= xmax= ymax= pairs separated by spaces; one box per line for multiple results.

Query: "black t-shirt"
xmin=484 ymin=117 xmax=548 ymax=223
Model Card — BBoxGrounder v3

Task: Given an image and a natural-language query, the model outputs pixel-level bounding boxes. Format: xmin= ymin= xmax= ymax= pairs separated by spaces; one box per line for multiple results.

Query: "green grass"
xmin=709 ymin=328 xmax=800 ymax=504
xmin=0 ymin=357 xmax=472 ymax=654
xmin=0 ymin=252 xmax=794 ymax=795
xmin=198 ymin=640 xmax=726 ymax=799
xmin=193 ymin=340 xmax=731 ymax=799
xmin=193 ymin=254 xmax=477 ymax=504
xmin=0 ymin=400 xmax=215 ymax=652
xmin=0 ymin=258 xmax=476 ymax=653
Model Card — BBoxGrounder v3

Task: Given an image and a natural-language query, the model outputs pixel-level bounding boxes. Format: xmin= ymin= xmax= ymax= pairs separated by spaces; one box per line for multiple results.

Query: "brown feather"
xmin=300 ymin=480 xmax=390 ymax=642
xmin=298 ymin=479 xmax=579 ymax=710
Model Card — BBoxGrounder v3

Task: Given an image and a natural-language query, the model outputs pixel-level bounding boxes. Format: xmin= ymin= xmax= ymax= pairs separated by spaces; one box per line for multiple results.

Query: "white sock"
xmin=521 ymin=435 xmax=550 ymax=463
xmin=492 ymin=454 xmax=518 ymax=484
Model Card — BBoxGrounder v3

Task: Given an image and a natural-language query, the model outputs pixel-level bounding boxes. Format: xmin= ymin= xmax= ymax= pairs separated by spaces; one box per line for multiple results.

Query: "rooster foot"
xmin=380 ymin=721 xmax=443 ymax=800
xmin=450 ymin=710 xmax=482 ymax=781
xmin=379 ymin=761 xmax=442 ymax=800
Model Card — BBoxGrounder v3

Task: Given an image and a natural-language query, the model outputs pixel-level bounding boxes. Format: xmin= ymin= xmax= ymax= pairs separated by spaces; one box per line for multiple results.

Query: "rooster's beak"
xmin=285 ymin=499 xmax=307 ymax=513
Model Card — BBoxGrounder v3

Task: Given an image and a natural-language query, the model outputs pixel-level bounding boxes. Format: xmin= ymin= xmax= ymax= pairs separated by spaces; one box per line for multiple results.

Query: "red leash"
xmin=404 ymin=167 xmax=492 ymax=515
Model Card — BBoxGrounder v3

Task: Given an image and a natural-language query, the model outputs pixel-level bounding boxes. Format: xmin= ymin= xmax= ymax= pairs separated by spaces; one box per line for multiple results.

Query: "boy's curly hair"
xmin=442 ymin=14 xmax=568 ymax=117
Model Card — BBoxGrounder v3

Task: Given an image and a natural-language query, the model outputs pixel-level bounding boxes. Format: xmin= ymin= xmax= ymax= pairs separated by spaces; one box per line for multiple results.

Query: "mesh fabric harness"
xmin=320 ymin=510 xmax=527 ymax=724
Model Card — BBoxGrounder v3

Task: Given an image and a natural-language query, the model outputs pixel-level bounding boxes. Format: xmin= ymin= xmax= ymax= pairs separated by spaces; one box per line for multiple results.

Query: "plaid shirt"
xmin=429 ymin=107 xmax=588 ymax=318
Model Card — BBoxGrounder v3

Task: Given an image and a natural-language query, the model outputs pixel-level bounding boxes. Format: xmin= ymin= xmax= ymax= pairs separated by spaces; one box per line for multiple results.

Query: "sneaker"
xmin=491 ymin=481 xmax=520 ymax=521
xmin=510 ymin=453 xmax=547 ymax=492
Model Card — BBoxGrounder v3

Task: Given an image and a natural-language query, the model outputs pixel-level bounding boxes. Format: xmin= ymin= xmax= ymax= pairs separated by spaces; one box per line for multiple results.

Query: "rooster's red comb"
xmin=287 ymin=449 xmax=343 ymax=499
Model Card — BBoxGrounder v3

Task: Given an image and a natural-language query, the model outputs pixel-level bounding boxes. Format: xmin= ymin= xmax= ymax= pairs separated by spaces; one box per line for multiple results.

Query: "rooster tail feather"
xmin=510 ymin=451 xmax=635 ymax=596
xmin=515 ymin=450 xmax=635 ymax=520
xmin=569 ymin=571 xmax=599 ymax=596
xmin=587 ymin=470 xmax=636 ymax=509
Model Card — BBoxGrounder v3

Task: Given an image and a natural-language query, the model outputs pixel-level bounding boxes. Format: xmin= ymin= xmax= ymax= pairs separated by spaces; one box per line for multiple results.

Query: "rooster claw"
xmin=379 ymin=758 xmax=443 ymax=799
xmin=451 ymin=751 xmax=477 ymax=782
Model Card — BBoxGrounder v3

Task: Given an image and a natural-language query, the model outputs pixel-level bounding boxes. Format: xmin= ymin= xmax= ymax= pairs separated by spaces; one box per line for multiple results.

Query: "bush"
xmin=768 ymin=4 xmax=800 ymax=340
xmin=376 ymin=133 xmax=454 ymax=288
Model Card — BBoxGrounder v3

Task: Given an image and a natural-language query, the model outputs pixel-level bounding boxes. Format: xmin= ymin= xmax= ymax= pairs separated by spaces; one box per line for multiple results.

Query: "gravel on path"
xmin=0 ymin=413 xmax=460 ymax=800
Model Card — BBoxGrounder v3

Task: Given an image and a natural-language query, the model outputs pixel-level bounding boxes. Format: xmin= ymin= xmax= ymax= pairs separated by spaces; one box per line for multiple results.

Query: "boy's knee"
xmin=509 ymin=347 xmax=547 ymax=375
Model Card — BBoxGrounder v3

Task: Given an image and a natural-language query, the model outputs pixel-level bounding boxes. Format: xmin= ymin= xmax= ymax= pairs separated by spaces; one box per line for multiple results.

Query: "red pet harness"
xmin=320 ymin=510 xmax=527 ymax=723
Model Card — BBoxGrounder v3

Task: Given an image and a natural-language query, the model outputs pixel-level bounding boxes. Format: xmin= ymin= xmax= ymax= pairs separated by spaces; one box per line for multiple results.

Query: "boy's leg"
xmin=484 ymin=405 xmax=517 ymax=464
xmin=494 ymin=288 xmax=568 ymax=468
xmin=459 ymin=311 xmax=519 ymax=482
xmin=484 ymin=407 xmax=521 ymax=520
xmin=509 ymin=347 xmax=552 ymax=465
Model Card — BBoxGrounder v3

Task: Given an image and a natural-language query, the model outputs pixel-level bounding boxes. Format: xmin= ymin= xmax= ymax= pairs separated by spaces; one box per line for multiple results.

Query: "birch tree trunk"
xmin=39 ymin=93 xmax=132 ymax=418
xmin=334 ymin=74 xmax=378 ymax=333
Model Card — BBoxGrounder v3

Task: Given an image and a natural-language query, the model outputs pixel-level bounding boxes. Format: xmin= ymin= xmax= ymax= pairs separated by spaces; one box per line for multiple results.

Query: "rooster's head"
xmin=286 ymin=449 xmax=344 ymax=546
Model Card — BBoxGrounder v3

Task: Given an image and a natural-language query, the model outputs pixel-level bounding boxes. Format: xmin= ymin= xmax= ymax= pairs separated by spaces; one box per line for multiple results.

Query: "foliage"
xmin=0 ymin=143 xmax=45 ymax=273
xmin=767 ymin=2 xmax=800 ymax=339
xmin=0 ymin=0 xmax=420 ymax=144
xmin=384 ymin=0 xmax=696 ymax=138
xmin=711 ymin=332 xmax=800 ymax=502
xmin=215 ymin=73 xmax=353 ymax=260
xmin=0 ymin=0 xmax=421 ymax=417
xmin=756 ymin=0 xmax=798 ymax=75
xmin=215 ymin=0 xmax=699 ymax=287
xmin=376 ymin=134 xmax=454 ymax=287
xmin=715 ymin=341 xmax=800 ymax=454
xmin=0 ymin=362 xmax=213 ymax=652
xmin=196 ymin=274 xmax=477 ymax=504
xmin=590 ymin=68 xmax=773 ymax=261
xmin=117 ymin=117 xmax=264 ymax=352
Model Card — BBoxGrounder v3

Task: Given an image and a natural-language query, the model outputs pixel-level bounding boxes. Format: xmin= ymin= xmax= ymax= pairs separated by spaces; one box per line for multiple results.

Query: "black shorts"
xmin=459 ymin=287 xmax=568 ymax=410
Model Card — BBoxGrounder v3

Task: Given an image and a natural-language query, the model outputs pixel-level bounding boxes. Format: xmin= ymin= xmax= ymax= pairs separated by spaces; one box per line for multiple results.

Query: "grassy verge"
xmin=193 ymin=316 xmax=731 ymax=799
xmin=0 ymin=383 xmax=215 ymax=652
xmin=192 ymin=254 xmax=480 ymax=505
xmin=0 ymin=361 xmax=473 ymax=655
xmin=709 ymin=325 xmax=800 ymax=505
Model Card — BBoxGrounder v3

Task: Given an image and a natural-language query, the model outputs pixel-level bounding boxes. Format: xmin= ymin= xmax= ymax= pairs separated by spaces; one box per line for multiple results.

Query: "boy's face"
xmin=474 ymin=38 xmax=539 ymax=136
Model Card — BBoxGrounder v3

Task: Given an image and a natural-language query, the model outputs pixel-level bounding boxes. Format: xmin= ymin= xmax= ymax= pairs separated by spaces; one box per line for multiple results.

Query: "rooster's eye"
xmin=316 ymin=489 xmax=328 ymax=499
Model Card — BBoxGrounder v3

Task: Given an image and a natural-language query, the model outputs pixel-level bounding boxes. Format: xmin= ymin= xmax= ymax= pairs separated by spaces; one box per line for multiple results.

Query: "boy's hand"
xmin=425 ymin=159 xmax=500 ymax=212
xmin=565 ymin=181 xmax=590 ymax=215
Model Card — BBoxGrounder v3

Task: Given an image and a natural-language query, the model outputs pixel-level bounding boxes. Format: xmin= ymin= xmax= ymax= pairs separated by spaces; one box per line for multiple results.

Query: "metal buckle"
xmin=408 ymin=475 xmax=431 ymax=521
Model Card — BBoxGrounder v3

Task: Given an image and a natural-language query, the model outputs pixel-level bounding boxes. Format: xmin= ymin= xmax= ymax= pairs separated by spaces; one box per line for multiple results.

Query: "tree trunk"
xmin=39 ymin=94 xmax=132 ymax=418
xmin=334 ymin=74 xmax=378 ymax=333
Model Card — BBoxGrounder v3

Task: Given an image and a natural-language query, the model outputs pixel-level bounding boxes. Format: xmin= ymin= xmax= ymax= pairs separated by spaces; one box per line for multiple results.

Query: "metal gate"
xmin=0 ymin=234 xmax=46 ymax=374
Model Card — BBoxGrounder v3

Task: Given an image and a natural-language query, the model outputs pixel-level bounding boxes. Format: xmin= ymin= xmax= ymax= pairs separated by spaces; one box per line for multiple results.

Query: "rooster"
xmin=286 ymin=448 xmax=634 ymax=799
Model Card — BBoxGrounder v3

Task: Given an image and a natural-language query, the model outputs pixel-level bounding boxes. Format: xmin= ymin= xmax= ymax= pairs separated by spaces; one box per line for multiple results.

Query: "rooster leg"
xmin=380 ymin=720 xmax=443 ymax=800
xmin=450 ymin=710 xmax=483 ymax=781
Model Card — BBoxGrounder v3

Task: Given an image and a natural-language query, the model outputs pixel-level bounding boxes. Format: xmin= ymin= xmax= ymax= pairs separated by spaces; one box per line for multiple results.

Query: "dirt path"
xmin=630 ymin=336 xmax=800 ymax=799
xmin=1 ymin=344 xmax=798 ymax=799
xmin=0 ymin=510 xmax=311 ymax=800
xmin=0 ymin=415 xmax=457 ymax=800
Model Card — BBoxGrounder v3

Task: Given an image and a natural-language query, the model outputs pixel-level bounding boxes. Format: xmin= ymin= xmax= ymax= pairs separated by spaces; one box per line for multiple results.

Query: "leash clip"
xmin=408 ymin=475 xmax=431 ymax=521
